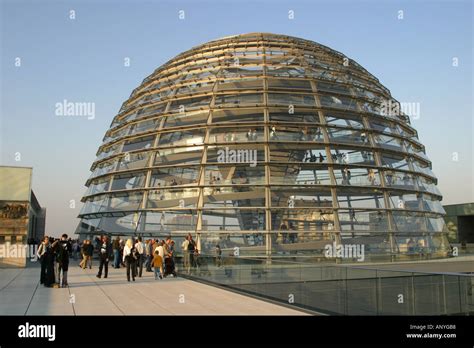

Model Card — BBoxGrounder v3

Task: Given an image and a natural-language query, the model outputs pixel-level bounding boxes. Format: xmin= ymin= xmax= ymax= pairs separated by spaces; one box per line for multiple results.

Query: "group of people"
xmin=36 ymin=233 xmax=211 ymax=287
xmin=37 ymin=234 xmax=72 ymax=287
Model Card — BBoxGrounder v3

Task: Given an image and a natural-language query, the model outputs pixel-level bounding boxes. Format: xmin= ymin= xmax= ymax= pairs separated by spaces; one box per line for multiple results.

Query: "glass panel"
xmin=369 ymin=119 xmax=398 ymax=135
xmin=392 ymin=212 xmax=428 ymax=232
xmin=212 ymin=109 xmax=264 ymax=124
xmin=158 ymin=128 xmax=205 ymax=147
xmin=97 ymin=142 xmax=122 ymax=161
xmin=209 ymin=127 xmax=264 ymax=143
xmin=85 ymin=177 xmax=110 ymax=196
xmin=214 ymin=93 xmax=263 ymax=107
xmin=270 ymin=165 xmax=332 ymax=185
xmin=269 ymin=109 xmax=319 ymax=123
xmin=217 ymin=78 xmax=263 ymax=91
xmin=337 ymin=189 xmax=386 ymax=209
xmin=338 ymin=209 xmax=389 ymax=232
xmin=329 ymin=148 xmax=376 ymax=165
xmin=201 ymin=209 xmax=266 ymax=231
xmin=150 ymin=166 xmax=200 ymax=187
xmin=268 ymin=79 xmax=312 ymax=91
xmin=177 ymin=80 xmax=214 ymax=94
xmin=381 ymin=154 xmax=410 ymax=171
xmin=90 ymin=159 xmax=119 ymax=179
xmin=270 ymin=208 xmax=336 ymax=232
xmin=317 ymin=81 xmax=351 ymax=95
xmin=325 ymin=112 xmax=364 ymax=129
xmin=117 ymin=152 xmax=150 ymax=171
xmin=111 ymin=172 xmax=146 ymax=191
xmin=135 ymin=103 xmax=167 ymax=119
xmin=270 ymin=187 xmax=333 ymax=207
xmin=169 ymin=96 xmax=212 ymax=112
xmin=270 ymin=144 xmax=327 ymax=163
xmin=412 ymin=159 xmax=435 ymax=177
xmin=327 ymin=126 xmax=368 ymax=144
xmin=202 ymin=186 xmax=265 ymax=207
xmin=320 ymin=95 xmax=357 ymax=110
xmin=373 ymin=133 xmax=404 ymax=151
xmin=163 ymin=110 xmax=209 ymax=128
xmin=268 ymin=93 xmax=315 ymax=106
xmin=129 ymin=119 xmax=160 ymax=135
xmin=204 ymin=164 xmax=265 ymax=185
xmin=154 ymin=146 xmax=204 ymax=165
xmin=108 ymin=192 xmax=143 ymax=211
xmin=417 ymin=176 xmax=442 ymax=196
xmin=383 ymin=170 xmax=415 ymax=189
xmin=122 ymin=135 xmax=154 ymax=152
xmin=138 ymin=211 xmax=198 ymax=232
xmin=333 ymin=167 xmax=381 ymax=186
xmin=269 ymin=125 xmax=323 ymax=142
xmin=147 ymin=188 xmax=199 ymax=208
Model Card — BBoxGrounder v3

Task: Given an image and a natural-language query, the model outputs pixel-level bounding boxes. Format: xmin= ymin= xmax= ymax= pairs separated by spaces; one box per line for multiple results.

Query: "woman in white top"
xmin=123 ymin=239 xmax=136 ymax=282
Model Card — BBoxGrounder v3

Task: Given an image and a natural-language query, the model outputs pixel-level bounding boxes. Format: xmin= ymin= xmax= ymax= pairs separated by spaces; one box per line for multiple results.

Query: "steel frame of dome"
xmin=76 ymin=33 xmax=449 ymax=260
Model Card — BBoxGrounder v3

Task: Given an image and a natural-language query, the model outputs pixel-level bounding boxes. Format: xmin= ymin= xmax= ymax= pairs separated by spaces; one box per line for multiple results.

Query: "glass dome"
xmin=76 ymin=33 xmax=449 ymax=260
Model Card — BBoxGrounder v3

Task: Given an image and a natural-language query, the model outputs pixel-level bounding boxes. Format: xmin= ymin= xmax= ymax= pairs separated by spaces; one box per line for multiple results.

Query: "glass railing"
xmin=174 ymin=255 xmax=474 ymax=315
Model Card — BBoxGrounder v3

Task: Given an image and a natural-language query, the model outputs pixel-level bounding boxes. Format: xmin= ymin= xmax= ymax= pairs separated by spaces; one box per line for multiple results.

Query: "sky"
xmin=0 ymin=0 xmax=472 ymax=237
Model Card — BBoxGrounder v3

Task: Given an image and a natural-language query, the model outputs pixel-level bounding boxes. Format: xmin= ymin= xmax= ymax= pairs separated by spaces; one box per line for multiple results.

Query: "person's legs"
xmin=138 ymin=255 xmax=143 ymax=277
xmin=88 ymin=255 xmax=92 ymax=269
xmin=145 ymin=255 xmax=151 ymax=272
xmin=56 ymin=263 xmax=61 ymax=286
xmin=40 ymin=258 xmax=46 ymax=284
xmin=113 ymin=249 xmax=120 ymax=268
xmin=131 ymin=261 xmax=136 ymax=280
xmin=126 ymin=260 xmax=131 ymax=281
xmin=97 ymin=258 xmax=104 ymax=277
xmin=104 ymin=260 xmax=108 ymax=278
xmin=154 ymin=267 xmax=159 ymax=280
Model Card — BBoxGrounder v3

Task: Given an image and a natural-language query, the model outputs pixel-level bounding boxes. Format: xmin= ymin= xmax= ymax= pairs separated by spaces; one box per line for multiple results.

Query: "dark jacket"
xmin=98 ymin=241 xmax=113 ymax=260
xmin=56 ymin=240 xmax=72 ymax=265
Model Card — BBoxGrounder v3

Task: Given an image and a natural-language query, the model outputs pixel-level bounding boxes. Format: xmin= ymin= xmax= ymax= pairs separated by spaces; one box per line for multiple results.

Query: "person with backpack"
xmin=123 ymin=238 xmax=137 ymax=282
xmin=96 ymin=236 xmax=112 ymax=279
xmin=56 ymin=234 xmax=72 ymax=287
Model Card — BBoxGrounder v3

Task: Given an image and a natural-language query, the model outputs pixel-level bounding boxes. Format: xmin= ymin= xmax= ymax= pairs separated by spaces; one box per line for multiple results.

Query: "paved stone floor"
xmin=0 ymin=263 xmax=306 ymax=315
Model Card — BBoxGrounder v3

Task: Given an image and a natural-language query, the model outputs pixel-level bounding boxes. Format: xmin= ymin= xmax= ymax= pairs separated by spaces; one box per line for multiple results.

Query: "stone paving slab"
xmin=0 ymin=264 xmax=306 ymax=316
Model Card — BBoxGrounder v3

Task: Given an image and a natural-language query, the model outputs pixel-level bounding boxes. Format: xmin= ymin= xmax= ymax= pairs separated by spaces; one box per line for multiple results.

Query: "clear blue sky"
xmin=1 ymin=0 xmax=472 ymax=236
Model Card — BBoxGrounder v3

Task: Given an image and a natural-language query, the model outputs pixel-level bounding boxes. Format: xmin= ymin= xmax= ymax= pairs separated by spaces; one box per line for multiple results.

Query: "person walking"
xmin=165 ymin=236 xmax=177 ymax=277
xmin=56 ymin=234 xmax=72 ymax=287
xmin=151 ymin=250 xmax=163 ymax=280
xmin=144 ymin=239 xmax=152 ymax=272
xmin=80 ymin=240 xmax=92 ymax=269
xmin=123 ymin=239 xmax=137 ymax=282
xmin=181 ymin=235 xmax=190 ymax=272
xmin=134 ymin=237 xmax=145 ymax=277
xmin=97 ymin=236 xmax=112 ymax=279
xmin=112 ymin=237 xmax=121 ymax=269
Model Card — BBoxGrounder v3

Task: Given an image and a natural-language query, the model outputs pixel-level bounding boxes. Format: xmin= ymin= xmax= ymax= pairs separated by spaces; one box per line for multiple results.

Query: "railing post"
xmin=442 ymin=274 xmax=447 ymax=315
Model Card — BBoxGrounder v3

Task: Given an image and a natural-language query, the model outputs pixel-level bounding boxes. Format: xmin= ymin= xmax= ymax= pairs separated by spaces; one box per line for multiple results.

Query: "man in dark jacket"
xmin=56 ymin=234 xmax=72 ymax=287
xmin=96 ymin=236 xmax=112 ymax=279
